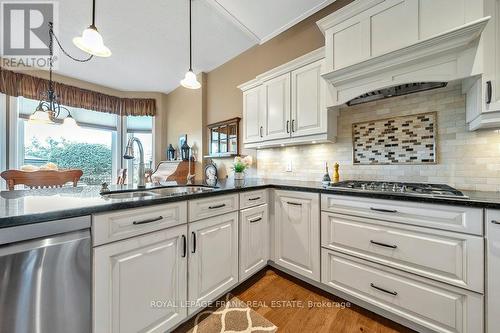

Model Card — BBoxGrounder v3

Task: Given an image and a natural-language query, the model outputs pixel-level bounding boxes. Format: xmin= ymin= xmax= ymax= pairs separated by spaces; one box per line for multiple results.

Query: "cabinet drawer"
xmin=321 ymin=212 xmax=484 ymax=292
xmin=188 ymin=194 xmax=238 ymax=222
xmin=321 ymin=194 xmax=483 ymax=235
xmin=239 ymin=189 xmax=268 ymax=209
xmin=321 ymin=250 xmax=483 ymax=333
xmin=93 ymin=202 xmax=187 ymax=246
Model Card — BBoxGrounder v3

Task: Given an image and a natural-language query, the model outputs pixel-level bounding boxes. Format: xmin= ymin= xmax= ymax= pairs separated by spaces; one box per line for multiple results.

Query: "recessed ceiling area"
xmin=49 ymin=0 xmax=336 ymax=93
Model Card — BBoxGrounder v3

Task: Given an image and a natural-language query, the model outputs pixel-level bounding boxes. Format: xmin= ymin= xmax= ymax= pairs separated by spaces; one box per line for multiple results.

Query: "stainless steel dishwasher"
xmin=0 ymin=216 xmax=91 ymax=333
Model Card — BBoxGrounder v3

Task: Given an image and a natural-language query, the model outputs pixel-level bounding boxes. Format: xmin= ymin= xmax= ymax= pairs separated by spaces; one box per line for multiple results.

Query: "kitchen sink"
xmin=101 ymin=185 xmax=217 ymax=200
xmin=102 ymin=191 xmax=159 ymax=200
xmin=150 ymin=185 xmax=216 ymax=196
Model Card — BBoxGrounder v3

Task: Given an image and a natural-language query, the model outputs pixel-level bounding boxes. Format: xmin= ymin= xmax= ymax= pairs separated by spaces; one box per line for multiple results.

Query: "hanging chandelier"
xmin=29 ymin=22 xmax=94 ymax=127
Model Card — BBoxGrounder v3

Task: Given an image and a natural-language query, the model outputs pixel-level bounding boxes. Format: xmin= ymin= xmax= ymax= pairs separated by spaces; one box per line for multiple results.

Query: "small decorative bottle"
xmin=334 ymin=163 xmax=340 ymax=183
xmin=322 ymin=162 xmax=331 ymax=185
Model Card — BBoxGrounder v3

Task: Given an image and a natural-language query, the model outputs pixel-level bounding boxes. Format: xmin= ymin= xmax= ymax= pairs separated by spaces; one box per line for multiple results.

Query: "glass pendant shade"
xmin=180 ymin=70 xmax=201 ymax=90
xmin=73 ymin=25 xmax=111 ymax=57
xmin=29 ymin=110 xmax=54 ymax=124
xmin=62 ymin=114 xmax=78 ymax=128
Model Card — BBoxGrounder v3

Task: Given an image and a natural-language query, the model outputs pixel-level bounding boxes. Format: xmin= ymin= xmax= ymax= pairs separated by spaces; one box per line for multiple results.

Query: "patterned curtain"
xmin=0 ymin=66 xmax=156 ymax=116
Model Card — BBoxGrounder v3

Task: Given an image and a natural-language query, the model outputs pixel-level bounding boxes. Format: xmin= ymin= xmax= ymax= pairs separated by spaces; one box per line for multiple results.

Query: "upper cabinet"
xmin=291 ymin=60 xmax=330 ymax=137
xmin=263 ymin=73 xmax=291 ymax=141
xmin=243 ymin=84 xmax=265 ymax=144
xmin=239 ymin=48 xmax=337 ymax=149
xmin=317 ymin=0 xmax=500 ymax=130
xmin=466 ymin=0 xmax=500 ymax=130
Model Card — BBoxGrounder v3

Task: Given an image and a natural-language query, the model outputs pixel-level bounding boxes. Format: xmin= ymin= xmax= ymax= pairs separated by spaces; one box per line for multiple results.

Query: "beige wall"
xmin=203 ymin=0 xmax=353 ymax=178
xmin=206 ymin=0 xmax=352 ymax=124
xmin=163 ymin=73 xmax=207 ymax=180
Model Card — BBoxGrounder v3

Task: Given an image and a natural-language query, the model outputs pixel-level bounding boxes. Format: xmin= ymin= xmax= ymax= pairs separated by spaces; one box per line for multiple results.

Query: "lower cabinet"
xmin=272 ymin=190 xmax=320 ymax=281
xmin=322 ymin=249 xmax=483 ymax=333
xmin=93 ymin=224 xmax=188 ymax=333
xmin=239 ymin=204 xmax=269 ymax=280
xmin=188 ymin=212 xmax=239 ymax=315
xmin=486 ymin=209 xmax=500 ymax=333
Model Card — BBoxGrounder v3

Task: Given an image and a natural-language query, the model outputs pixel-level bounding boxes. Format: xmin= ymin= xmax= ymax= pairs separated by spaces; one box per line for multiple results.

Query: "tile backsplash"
xmin=353 ymin=112 xmax=436 ymax=165
xmin=256 ymin=83 xmax=500 ymax=192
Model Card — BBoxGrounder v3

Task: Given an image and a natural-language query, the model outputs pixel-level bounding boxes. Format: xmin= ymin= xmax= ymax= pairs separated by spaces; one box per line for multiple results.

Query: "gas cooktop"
xmin=326 ymin=180 xmax=468 ymax=199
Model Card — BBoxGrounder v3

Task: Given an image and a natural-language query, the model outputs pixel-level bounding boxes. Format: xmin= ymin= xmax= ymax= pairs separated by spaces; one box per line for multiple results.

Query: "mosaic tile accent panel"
xmin=352 ymin=112 xmax=436 ymax=165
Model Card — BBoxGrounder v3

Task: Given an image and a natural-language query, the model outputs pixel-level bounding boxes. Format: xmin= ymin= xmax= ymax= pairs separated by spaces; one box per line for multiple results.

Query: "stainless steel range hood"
xmin=346 ymin=82 xmax=448 ymax=106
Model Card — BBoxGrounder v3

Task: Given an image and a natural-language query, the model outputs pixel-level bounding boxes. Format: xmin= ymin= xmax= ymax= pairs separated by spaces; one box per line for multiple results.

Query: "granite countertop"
xmin=2 ymin=178 xmax=500 ymax=229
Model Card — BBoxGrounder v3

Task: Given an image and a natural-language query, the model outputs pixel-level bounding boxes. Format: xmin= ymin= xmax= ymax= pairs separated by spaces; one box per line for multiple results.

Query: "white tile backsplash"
xmin=256 ymin=83 xmax=500 ymax=191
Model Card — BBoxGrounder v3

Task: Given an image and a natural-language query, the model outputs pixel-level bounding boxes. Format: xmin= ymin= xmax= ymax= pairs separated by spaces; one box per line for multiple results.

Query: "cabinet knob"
xmin=492 ymin=220 xmax=500 ymax=225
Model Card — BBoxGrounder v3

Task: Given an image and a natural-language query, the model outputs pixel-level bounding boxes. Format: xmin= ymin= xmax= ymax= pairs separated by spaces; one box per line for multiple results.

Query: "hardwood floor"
xmin=230 ymin=268 xmax=415 ymax=333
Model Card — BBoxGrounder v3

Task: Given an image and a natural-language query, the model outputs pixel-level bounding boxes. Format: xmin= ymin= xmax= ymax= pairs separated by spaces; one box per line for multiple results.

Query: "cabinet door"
xmin=243 ymin=86 xmax=265 ymax=143
xmin=487 ymin=210 xmax=500 ymax=333
xmin=273 ymin=190 xmax=320 ymax=281
xmin=239 ymin=204 xmax=269 ymax=281
xmin=264 ymin=73 xmax=291 ymax=141
xmin=94 ymin=225 xmax=188 ymax=333
xmin=188 ymin=212 xmax=238 ymax=314
xmin=291 ymin=60 xmax=327 ymax=137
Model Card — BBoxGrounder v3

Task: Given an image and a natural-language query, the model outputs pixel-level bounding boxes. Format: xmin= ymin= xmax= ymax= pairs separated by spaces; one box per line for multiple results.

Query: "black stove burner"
xmin=328 ymin=180 xmax=468 ymax=199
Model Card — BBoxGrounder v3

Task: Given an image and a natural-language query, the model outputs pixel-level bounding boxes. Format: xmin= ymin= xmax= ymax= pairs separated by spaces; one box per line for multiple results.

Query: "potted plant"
xmin=231 ymin=156 xmax=253 ymax=180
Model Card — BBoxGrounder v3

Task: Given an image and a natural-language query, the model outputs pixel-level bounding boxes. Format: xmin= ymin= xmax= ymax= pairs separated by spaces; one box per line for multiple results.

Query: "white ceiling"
xmin=45 ymin=0 xmax=335 ymax=93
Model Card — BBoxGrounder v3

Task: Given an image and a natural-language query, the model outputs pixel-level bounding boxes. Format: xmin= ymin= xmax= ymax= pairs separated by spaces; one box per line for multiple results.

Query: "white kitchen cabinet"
xmin=486 ymin=209 xmax=500 ymax=333
xmin=239 ymin=48 xmax=337 ymax=149
xmin=242 ymin=84 xmax=265 ymax=143
xmin=466 ymin=0 xmax=500 ymax=130
xmin=263 ymin=73 xmax=291 ymax=141
xmin=94 ymin=225 xmax=188 ymax=333
xmin=322 ymin=249 xmax=483 ymax=333
xmin=272 ymin=190 xmax=320 ymax=281
xmin=239 ymin=204 xmax=269 ymax=281
xmin=321 ymin=211 xmax=484 ymax=292
xmin=188 ymin=212 xmax=239 ymax=314
xmin=291 ymin=59 xmax=329 ymax=138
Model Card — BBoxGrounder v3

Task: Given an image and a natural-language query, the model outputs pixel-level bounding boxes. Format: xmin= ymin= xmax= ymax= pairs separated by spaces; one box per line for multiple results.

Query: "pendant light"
xmin=73 ymin=0 xmax=111 ymax=57
xmin=29 ymin=22 xmax=78 ymax=128
xmin=181 ymin=0 xmax=201 ymax=90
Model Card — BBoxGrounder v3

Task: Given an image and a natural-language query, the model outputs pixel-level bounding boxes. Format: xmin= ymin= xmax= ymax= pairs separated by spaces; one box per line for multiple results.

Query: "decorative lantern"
xmin=167 ymin=144 xmax=176 ymax=161
xmin=181 ymin=136 xmax=190 ymax=161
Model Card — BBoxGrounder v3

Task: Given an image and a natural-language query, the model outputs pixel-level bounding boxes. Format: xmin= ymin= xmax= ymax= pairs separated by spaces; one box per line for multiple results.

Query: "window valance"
xmin=0 ymin=67 xmax=156 ymax=116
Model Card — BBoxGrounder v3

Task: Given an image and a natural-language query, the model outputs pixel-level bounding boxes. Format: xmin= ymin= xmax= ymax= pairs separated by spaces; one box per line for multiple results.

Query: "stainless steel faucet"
xmin=124 ymin=137 xmax=146 ymax=188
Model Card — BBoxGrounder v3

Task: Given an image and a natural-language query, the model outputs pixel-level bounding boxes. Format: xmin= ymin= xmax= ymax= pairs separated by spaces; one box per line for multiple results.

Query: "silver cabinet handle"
xmin=370 ymin=240 xmax=397 ymax=249
xmin=133 ymin=216 xmax=163 ymax=225
xmin=249 ymin=217 xmax=262 ymax=223
xmin=191 ymin=232 xmax=196 ymax=254
xmin=287 ymin=201 xmax=302 ymax=206
xmin=492 ymin=220 xmax=500 ymax=225
xmin=370 ymin=283 xmax=397 ymax=296
xmin=248 ymin=197 xmax=261 ymax=201
xmin=209 ymin=203 xmax=226 ymax=209
xmin=286 ymin=120 xmax=290 ymax=133
xmin=291 ymin=119 xmax=295 ymax=132
xmin=260 ymin=126 xmax=263 ymax=138
xmin=181 ymin=235 xmax=187 ymax=258
xmin=370 ymin=207 xmax=398 ymax=213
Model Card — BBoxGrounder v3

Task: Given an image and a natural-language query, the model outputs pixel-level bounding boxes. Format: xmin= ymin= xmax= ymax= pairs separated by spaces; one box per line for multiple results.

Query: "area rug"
xmin=174 ymin=294 xmax=277 ymax=333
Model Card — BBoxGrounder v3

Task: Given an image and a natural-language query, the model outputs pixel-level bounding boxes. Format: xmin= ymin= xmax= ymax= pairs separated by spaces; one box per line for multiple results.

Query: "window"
xmin=15 ymin=97 xmax=120 ymax=186
xmin=4 ymin=97 xmax=156 ymax=187
xmin=125 ymin=116 xmax=153 ymax=184
xmin=0 ymin=93 xmax=6 ymax=189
